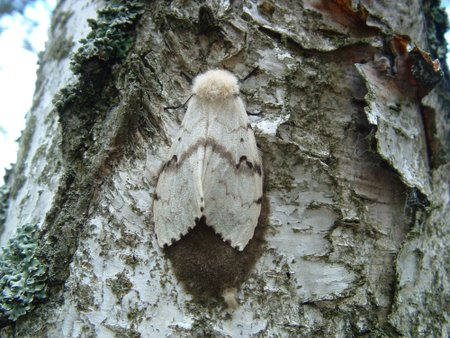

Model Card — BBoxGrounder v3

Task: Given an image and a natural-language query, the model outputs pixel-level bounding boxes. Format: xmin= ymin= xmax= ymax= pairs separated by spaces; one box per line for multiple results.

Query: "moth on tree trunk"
xmin=153 ymin=70 xmax=266 ymax=305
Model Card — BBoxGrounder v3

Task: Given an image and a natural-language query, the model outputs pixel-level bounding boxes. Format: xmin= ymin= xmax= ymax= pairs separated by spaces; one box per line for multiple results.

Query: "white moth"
xmin=153 ymin=69 xmax=263 ymax=251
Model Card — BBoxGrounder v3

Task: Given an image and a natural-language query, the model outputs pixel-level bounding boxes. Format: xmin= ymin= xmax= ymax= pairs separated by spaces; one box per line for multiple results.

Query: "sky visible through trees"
xmin=0 ymin=0 xmax=54 ymax=184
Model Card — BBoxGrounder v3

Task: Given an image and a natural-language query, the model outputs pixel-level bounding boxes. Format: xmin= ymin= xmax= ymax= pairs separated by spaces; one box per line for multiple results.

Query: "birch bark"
xmin=0 ymin=0 xmax=448 ymax=337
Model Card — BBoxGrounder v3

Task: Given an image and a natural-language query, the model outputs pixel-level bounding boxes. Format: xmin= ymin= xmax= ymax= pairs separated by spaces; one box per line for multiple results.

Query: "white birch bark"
xmin=0 ymin=0 xmax=448 ymax=337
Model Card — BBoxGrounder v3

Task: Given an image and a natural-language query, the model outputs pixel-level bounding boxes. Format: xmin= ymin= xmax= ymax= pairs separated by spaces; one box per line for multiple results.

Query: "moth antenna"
xmin=240 ymin=66 xmax=260 ymax=82
xmin=164 ymin=94 xmax=193 ymax=110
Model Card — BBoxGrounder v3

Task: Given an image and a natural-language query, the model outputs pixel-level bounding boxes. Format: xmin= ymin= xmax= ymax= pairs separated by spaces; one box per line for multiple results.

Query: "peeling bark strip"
xmin=153 ymin=70 xmax=263 ymax=252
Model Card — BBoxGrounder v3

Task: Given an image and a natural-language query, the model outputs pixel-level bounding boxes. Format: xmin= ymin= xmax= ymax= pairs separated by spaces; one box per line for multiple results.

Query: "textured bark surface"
xmin=0 ymin=0 xmax=448 ymax=337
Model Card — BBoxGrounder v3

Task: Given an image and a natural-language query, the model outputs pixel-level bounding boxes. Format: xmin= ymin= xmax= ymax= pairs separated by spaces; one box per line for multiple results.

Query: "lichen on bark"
xmin=0 ymin=0 xmax=448 ymax=337
xmin=0 ymin=224 xmax=47 ymax=322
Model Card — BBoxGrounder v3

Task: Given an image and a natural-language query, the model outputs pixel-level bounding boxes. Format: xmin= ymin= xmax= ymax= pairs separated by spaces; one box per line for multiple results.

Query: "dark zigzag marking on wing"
xmin=161 ymin=137 xmax=262 ymax=176
xmin=179 ymin=122 xmax=253 ymax=136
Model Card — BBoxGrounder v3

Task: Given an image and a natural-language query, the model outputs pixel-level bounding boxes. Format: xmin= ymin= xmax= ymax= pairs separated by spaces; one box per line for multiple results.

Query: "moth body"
xmin=153 ymin=70 xmax=263 ymax=251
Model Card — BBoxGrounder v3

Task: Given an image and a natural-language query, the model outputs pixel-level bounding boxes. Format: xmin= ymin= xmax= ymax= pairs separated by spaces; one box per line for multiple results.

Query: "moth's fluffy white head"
xmin=192 ymin=69 xmax=239 ymax=100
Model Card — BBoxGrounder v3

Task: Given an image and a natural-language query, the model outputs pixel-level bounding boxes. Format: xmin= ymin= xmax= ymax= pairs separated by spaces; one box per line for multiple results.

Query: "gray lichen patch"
xmin=107 ymin=271 xmax=133 ymax=303
xmin=72 ymin=282 xmax=96 ymax=312
xmin=9 ymin=116 xmax=36 ymax=199
xmin=46 ymin=34 xmax=74 ymax=62
xmin=50 ymin=9 xmax=74 ymax=36
xmin=44 ymin=9 xmax=74 ymax=62
xmin=0 ymin=224 xmax=48 ymax=322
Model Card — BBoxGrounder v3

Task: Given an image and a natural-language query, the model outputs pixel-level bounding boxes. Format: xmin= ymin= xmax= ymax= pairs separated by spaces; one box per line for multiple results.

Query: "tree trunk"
xmin=0 ymin=0 xmax=448 ymax=337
